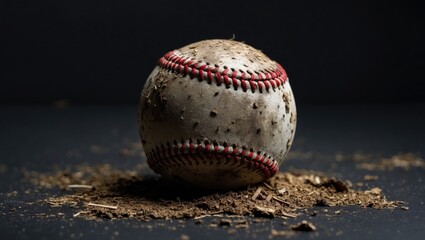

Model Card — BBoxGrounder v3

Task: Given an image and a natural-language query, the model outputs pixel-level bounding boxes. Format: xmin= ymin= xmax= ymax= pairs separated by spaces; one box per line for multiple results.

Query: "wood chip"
xmin=265 ymin=194 xmax=273 ymax=202
xmin=314 ymin=176 xmax=321 ymax=184
xmin=193 ymin=211 xmax=223 ymax=219
xmin=253 ymin=205 xmax=275 ymax=218
xmin=287 ymin=174 xmax=294 ymax=184
xmin=73 ymin=211 xmax=90 ymax=217
xmin=252 ymin=187 xmax=263 ymax=200
xmin=262 ymin=182 xmax=273 ymax=190
xmin=68 ymin=184 xmax=94 ymax=189
xmin=277 ymin=188 xmax=287 ymax=195
xmin=272 ymin=196 xmax=290 ymax=205
xmin=281 ymin=210 xmax=298 ymax=218
xmin=88 ymin=202 xmax=118 ymax=210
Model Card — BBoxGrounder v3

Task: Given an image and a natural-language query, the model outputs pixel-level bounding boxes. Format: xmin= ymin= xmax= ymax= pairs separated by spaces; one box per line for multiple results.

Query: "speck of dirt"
xmin=282 ymin=93 xmax=290 ymax=114
xmin=364 ymin=175 xmax=378 ymax=181
xmin=291 ymin=220 xmax=316 ymax=231
xmin=0 ymin=164 xmax=7 ymax=174
xmin=193 ymin=121 xmax=200 ymax=127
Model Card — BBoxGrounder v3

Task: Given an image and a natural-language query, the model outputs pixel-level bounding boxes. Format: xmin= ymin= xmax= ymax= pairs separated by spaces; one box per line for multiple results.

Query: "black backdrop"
xmin=2 ymin=0 xmax=424 ymax=104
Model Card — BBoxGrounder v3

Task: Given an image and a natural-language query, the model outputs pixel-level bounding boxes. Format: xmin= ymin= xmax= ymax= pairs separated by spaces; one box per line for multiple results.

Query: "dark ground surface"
xmin=0 ymin=104 xmax=424 ymax=239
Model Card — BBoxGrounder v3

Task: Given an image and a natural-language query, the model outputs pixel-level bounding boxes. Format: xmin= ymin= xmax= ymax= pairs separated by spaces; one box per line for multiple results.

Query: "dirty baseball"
xmin=138 ymin=39 xmax=296 ymax=189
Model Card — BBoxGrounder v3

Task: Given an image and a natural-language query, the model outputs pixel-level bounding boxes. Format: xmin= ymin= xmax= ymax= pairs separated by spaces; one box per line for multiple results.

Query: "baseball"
xmin=138 ymin=39 xmax=296 ymax=189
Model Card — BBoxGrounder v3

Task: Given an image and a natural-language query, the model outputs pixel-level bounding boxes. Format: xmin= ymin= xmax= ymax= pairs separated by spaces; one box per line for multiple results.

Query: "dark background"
xmin=2 ymin=0 xmax=424 ymax=105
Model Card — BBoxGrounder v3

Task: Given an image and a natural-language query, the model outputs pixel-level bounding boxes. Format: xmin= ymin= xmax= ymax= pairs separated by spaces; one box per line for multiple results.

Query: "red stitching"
xmin=146 ymin=140 xmax=279 ymax=179
xmin=158 ymin=51 xmax=288 ymax=93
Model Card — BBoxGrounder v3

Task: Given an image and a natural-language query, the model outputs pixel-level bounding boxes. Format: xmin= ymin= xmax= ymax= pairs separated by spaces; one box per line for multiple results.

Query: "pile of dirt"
xmin=24 ymin=164 xmax=403 ymax=220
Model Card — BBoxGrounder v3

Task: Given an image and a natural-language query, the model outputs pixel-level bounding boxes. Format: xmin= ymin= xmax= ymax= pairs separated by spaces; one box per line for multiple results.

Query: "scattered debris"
xmin=180 ymin=234 xmax=190 ymax=240
xmin=315 ymin=199 xmax=330 ymax=207
xmin=253 ymin=205 xmax=275 ymax=218
xmin=119 ymin=142 xmax=145 ymax=158
xmin=90 ymin=145 xmax=107 ymax=154
xmin=365 ymin=187 xmax=382 ymax=195
xmin=6 ymin=191 xmax=18 ymax=197
xmin=234 ymin=219 xmax=249 ymax=228
xmin=310 ymin=211 xmax=318 ymax=217
xmin=219 ymin=219 xmax=232 ymax=227
xmin=363 ymin=175 xmax=379 ymax=181
xmin=269 ymin=229 xmax=296 ymax=238
xmin=25 ymin=164 xmax=404 ymax=220
xmin=281 ymin=211 xmax=298 ymax=218
xmin=291 ymin=220 xmax=316 ymax=231
xmin=286 ymin=151 xmax=425 ymax=172
xmin=208 ymin=223 xmax=218 ymax=228
xmin=318 ymin=179 xmax=348 ymax=193
xmin=0 ymin=164 xmax=7 ymax=174
xmin=357 ymin=153 xmax=425 ymax=171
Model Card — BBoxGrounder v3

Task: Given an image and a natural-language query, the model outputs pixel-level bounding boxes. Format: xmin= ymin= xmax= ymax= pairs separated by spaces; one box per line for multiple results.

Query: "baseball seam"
xmin=145 ymin=140 xmax=279 ymax=179
xmin=158 ymin=51 xmax=288 ymax=93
